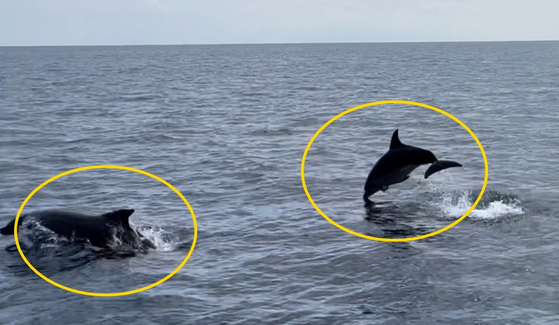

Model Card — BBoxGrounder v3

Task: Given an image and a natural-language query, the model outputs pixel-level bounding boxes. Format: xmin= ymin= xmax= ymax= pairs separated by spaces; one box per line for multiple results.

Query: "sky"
xmin=0 ymin=0 xmax=558 ymax=46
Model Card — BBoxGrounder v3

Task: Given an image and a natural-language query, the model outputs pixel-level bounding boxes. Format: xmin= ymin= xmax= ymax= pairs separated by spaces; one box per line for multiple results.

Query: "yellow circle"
xmin=13 ymin=165 xmax=198 ymax=296
xmin=301 ymin=100 xmax=489 ymax=242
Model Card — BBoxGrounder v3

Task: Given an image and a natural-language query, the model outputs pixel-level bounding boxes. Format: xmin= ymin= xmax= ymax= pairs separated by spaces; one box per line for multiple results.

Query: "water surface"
xmin=0 ymin=42 xmax=558 ymax=324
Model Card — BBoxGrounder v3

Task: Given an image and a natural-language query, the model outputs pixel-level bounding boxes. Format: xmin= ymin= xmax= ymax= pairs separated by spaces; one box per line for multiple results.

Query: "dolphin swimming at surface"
xmin=0 ymin=208 xmax=155 ymax=251
xmin=363 ymin=129 xmax=462 ymax=204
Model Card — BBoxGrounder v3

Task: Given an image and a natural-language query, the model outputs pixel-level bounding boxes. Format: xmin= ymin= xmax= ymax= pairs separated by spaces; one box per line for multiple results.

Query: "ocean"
xmin=0 ymin=41 xmax=558 ymax=324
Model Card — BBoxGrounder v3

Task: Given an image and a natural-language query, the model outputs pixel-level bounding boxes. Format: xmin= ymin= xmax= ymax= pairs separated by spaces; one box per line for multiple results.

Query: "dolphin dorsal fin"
xmin=104 ymin=209 xmax=134 ymax=228
xmin=389 ymin=129 xmax=405 ymax=149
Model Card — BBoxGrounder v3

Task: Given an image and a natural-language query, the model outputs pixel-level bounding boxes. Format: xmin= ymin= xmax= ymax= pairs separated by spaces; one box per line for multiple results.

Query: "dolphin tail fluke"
xmin=424 ymin=160 xmax=462 ymax=179
xmin=0 ymin=223 xmax=13 ymax=235
xmin=0 ymin=214 xmax=28 ymax=236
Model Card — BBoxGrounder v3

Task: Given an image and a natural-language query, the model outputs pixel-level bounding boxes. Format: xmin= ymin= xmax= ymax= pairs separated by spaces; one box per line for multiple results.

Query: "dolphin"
xmin=363 ymin=129 xmax=462 ymax=203
xmin=0 ymin=208 xmax=155 ymax=251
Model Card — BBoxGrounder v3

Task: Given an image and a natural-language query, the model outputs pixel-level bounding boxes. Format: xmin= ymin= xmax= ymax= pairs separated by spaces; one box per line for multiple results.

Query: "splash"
xmin=135 ymin=225 xmax=181 ymax=252
xmin=431 ymin=189 xmax=524 ymax=220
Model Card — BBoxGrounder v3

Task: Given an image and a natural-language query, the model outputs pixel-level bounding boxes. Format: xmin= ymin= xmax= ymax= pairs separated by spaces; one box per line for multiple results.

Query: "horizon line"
xmin=1 ymin=39 xmax=558 ymax=48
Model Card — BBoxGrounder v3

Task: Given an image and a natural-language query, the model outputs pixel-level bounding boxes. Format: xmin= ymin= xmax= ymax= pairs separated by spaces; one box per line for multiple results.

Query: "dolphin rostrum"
xmin=363 ymin=129 xmax=462 ymax=203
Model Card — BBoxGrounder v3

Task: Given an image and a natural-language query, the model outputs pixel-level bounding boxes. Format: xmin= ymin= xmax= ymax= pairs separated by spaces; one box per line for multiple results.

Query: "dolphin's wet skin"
xmin=1 ymin=208 xmax=156 ymax=261
xmin=363 ymin=129 xmax=463 ymax=204
xmin=0 ymin=208 xmax=174 ymax=277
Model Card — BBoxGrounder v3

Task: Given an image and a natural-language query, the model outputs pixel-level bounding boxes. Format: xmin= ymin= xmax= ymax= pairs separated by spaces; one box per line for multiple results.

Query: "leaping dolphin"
xmin=363 ymin=129 xmax=462 ymax=203
xmin=0 ymin=208 xmax=155 ymax=251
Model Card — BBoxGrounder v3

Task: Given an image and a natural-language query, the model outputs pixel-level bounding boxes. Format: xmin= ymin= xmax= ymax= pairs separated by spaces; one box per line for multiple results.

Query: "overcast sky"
xmin=0 ymin=0 xmax=557 ymax=46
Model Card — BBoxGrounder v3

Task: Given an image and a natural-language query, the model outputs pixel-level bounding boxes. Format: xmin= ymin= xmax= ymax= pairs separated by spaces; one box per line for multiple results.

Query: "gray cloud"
xmin=0 ymin=0 xmax=557 ymax=46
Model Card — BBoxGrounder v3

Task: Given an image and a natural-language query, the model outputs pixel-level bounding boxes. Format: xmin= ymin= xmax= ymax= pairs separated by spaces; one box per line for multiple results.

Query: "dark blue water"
xmin=0 ymin=42 xmax=558 ymax=324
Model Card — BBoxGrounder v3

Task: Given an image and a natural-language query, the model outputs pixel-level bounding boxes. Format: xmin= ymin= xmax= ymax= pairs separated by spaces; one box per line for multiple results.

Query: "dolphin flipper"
xmin=424 ymin=160 xmax=462 ymax=179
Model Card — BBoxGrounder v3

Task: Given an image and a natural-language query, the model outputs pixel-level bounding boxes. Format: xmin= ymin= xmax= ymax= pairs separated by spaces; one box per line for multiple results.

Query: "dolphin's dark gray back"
xmin=30 ymin=209 xmax=108 ymax=239
xmin=0 ymin=208 xmax=139 ymax=249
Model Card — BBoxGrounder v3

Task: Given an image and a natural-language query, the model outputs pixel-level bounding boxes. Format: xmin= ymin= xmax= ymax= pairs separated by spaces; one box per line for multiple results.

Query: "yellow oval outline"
xmin=13 ymin=164 xmax=198 ymax=296
xmin=301 ymin=100 xmax=489 ymax=242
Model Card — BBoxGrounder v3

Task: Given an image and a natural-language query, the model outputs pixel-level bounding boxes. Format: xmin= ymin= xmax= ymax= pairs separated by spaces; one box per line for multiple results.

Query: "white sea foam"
xmin=136 ymin=225 xmax=178 ymax=252
xmin=433 ymin=190 xmax=524 ymax=220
